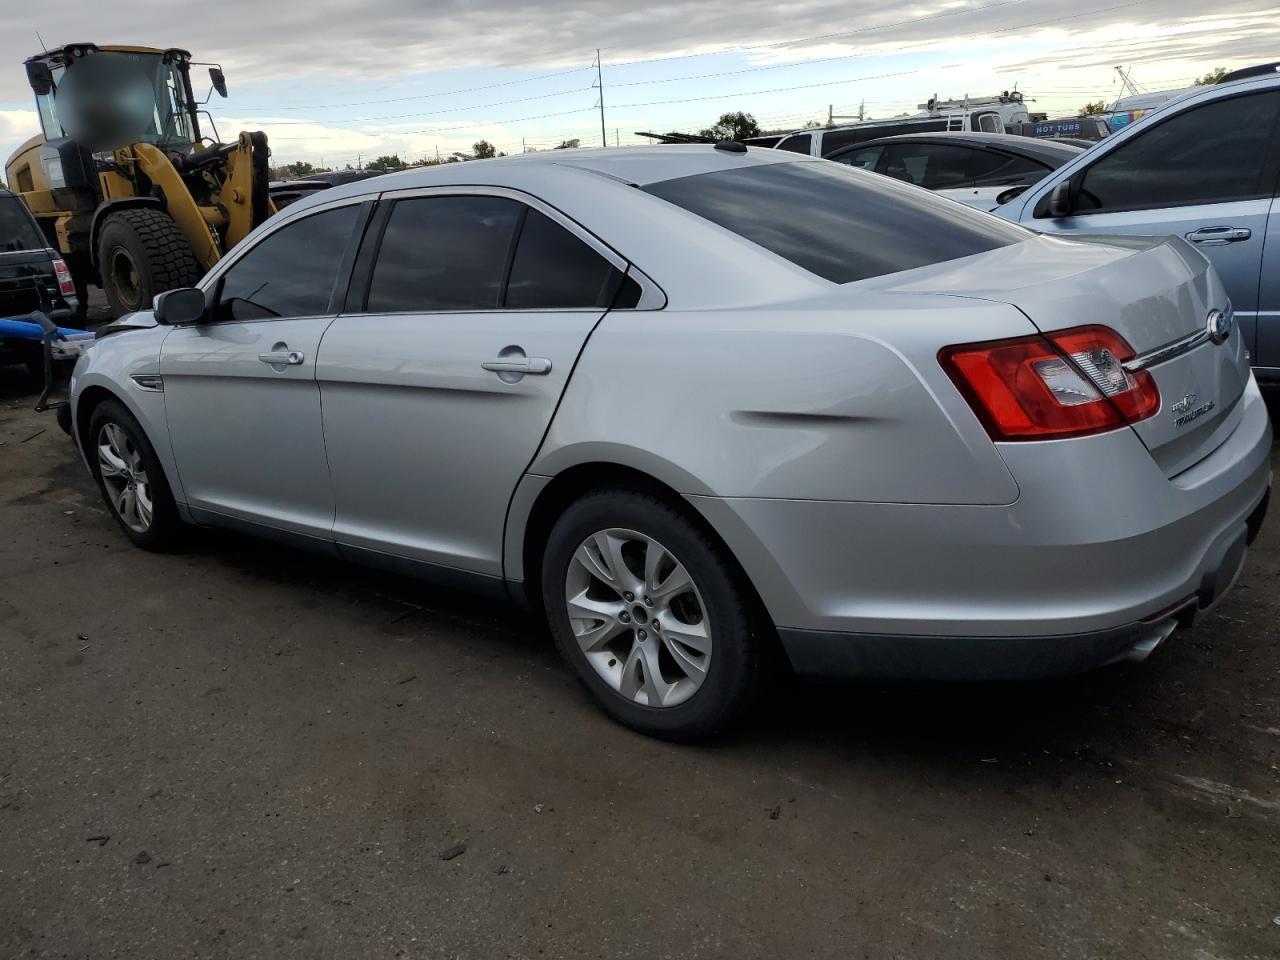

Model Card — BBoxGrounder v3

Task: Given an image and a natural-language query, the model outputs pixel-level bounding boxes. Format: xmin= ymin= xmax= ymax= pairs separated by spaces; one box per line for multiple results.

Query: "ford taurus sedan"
xmin=67 ymin=145 xmax=1272 ymax=739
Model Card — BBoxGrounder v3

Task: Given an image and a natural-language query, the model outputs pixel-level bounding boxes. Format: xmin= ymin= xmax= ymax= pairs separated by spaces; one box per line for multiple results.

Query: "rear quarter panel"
xmin=530 ymin=292 xmax=1034 ymax=504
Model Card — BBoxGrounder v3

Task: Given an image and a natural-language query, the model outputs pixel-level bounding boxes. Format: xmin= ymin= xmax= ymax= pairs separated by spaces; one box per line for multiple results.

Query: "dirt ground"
xmin=1 ymin=357 xmax=1278 ymax=960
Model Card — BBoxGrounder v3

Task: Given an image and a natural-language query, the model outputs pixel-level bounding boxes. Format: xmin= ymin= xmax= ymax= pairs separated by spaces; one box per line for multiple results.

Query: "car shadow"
xmin=182 ymin=521 xmax=1151 ymax=765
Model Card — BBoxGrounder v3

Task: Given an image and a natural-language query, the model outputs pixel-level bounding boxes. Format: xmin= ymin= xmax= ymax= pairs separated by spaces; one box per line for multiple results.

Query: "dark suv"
xmin=1 ymin=188 xmax=80 ymax=377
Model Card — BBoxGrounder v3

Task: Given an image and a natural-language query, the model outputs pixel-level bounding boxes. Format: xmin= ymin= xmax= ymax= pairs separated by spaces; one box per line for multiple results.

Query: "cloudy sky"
xmin=1 ymin=0 xmax=1275 ymax=169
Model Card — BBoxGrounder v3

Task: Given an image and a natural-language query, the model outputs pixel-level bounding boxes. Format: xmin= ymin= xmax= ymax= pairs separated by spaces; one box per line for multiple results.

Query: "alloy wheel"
xmin=564 ymin=528 xmax=712 ymax=708
xmin=96 ymin=422 xmax=153 ymax=533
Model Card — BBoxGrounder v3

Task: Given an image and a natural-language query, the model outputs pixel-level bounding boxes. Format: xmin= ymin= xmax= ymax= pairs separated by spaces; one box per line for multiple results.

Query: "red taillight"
xmin=51 ymin=257 xmax=77 ymax=297
xmin=939 ymin=324 xmax=1159 ymax=441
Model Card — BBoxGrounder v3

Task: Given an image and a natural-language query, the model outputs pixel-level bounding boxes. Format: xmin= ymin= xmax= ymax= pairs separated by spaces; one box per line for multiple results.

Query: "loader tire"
xmin=98 ymin=208 xmax=203 ymax=317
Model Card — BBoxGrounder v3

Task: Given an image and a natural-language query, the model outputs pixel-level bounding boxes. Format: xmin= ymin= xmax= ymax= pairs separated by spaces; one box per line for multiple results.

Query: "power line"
xmin=246 ymin=64 xmax=596 ymax=112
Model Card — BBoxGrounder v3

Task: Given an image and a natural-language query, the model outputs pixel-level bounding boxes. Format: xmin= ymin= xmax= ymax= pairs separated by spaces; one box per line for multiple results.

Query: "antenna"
xmin=35 ymin=29 xmax=48 ymax=52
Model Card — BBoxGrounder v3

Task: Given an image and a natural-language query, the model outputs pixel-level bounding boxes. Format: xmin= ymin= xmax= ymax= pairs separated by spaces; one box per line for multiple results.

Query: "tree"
xmin=473 ymin=140 xmax=496 ymax=159
xmin=1080 ymin=100 xmax=1107 ymax=115
xmin=698 ymin=111 xmax=761 ymax=141
xmin=1195 ymin=66 xmax=1228 ymax=85
xmin=367 ymin=154 xmax=403 ymax=171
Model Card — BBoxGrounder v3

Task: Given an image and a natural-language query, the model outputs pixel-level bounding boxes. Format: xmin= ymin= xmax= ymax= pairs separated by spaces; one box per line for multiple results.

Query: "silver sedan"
xmin=68 ymin=145 xmax=1272 ymax=739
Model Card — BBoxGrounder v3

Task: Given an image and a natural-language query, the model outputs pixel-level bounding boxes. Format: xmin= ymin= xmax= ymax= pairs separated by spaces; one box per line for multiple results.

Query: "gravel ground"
xmin=1 ymin=360 xmax=1278 ymax=960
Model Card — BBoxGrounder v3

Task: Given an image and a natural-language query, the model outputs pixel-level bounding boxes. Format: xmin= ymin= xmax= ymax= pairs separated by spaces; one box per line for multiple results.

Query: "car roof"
xmin=282 ymin=144 xmax=814 ymax=213
xmin=827 ymin=131 xmax=1084 ymax=163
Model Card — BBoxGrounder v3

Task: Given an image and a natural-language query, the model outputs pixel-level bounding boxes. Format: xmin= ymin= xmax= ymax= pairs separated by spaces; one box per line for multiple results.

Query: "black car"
xmin=825 ymin=132 xmax=1084 ymax=193
xmin=1 ymin=188 xmax=80 ymax=378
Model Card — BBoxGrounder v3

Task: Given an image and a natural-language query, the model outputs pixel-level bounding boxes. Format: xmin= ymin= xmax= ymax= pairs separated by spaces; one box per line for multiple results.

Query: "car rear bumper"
xmin=778 ymin=489 xmax=1267 ymax=680
xmin=689 ymin=375 xmax=1273 ymax=679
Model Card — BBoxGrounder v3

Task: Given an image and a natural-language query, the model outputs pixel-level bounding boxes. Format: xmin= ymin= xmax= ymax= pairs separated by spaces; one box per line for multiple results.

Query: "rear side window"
xmin=777 ymin=134 xmax=812 ymax=155
xmin=368 ymin=196 xmax=522 ymax=312
xmin=0 ymin=197 xmax=46 ymax=252
xmin=1073 ymin=90 xmax=1280 ymax=214
xmin=832 ymin=145 xmax=884 ymax=171
xmin=643 ymin=161 xmax=1028 ymax=284
xmin=216 ymin=204 xmax=359 ymax=321
xmin=506 ymin=209 xmax=624 ymax=309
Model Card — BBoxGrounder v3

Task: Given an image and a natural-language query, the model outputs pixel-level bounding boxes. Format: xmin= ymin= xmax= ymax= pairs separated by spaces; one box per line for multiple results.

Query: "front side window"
xmin=644 ymin=161 xmax=1028 ymax=284
xmin=367 ymin=196 xmax=522 ymax=312
xmin=777 ymin=134 xmax=812 ymax=155
xmin=215 ymin=204 xmax=360 ymax=321
xmin=1072 ymin=90 xmax=1280 ymax=214
xmin=881 ymin=143 xmax=975 ymax=189
xmin=968 ymin=150 xmax=1050 ymax=187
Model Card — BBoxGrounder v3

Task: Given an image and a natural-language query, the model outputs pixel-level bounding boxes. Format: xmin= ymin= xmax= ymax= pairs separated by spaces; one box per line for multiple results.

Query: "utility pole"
xmin=594 ymin=49 xmax=607 ymax=148
xmin=356 ymin=153 xmax=362 ymax=170
xmin=615 ymin=127 xmax=619 ymax=147
xmin=858 ymin=99 xmax=865 ymax=121
xmin=522 ymin=137 xmax=526 ymax=153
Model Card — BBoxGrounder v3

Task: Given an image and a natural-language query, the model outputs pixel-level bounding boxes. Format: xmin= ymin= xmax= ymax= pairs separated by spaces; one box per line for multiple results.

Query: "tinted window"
xmin=881 ymin=143 xmax=975 ymax=189
xmin=506 ymin=209 xmax=624 ymax=309
xmin=0 ymin=198 xmax=46 ymax=251
xmin=974 ymin=113 xmax=1002 ymax=133
xmin=832 ymin=145 xmax=884 ymax=171
xmin=644 ymin=161 xmax=1027 ymax=283
xmin=777 ymin=134 xmax=812 ymax=154
xmin=368 ymin=196 xmax=522 ymax=312
xmin=821 ymin=129 xmax=872 ymax=153
xmin=1074 ymin=91 xmax=1280 ymax=214
xmin=969 ymin=150 xmax=1050 ymax=187
xmin=216 ymin=204 xmax=359 ymax=321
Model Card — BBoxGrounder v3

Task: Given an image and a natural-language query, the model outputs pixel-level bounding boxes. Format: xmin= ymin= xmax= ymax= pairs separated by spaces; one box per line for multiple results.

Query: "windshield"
xmin=53 ymin=51 xmax=195 ymax=152
xmin=643 ymin=160 xmax=1029 ymax=284
xmin=0 ymin=197 xmax=47 ymax=252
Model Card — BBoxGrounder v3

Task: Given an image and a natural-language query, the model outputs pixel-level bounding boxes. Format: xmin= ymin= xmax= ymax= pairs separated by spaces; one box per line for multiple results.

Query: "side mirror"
xmin=209 ymin=66 xmax=228 ymax=98
xmin=1046 ymin=178 xmax=1073 ymax=218
xmin=26 ymin=61 xmax=54 ymax=97
xmin=153 ymin=287 xmax=207 ymax=325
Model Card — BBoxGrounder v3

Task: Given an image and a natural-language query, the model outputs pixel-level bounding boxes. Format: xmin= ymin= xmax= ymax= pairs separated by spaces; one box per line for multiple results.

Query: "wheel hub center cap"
xmin=631 ymin=604 xmax=649 ymax=624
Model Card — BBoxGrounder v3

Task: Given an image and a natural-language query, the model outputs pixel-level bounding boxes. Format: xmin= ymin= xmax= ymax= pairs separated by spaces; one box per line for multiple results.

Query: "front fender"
xmin=71 ymin=327 xmax=185 ymax=507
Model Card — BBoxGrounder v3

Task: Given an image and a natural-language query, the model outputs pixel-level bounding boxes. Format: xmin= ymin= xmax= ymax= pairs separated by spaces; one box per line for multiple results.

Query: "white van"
xmin=764 ymin=93 xmax=1033 ymax=157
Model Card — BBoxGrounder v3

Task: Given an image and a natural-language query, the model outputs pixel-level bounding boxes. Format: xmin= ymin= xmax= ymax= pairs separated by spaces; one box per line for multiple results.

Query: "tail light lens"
xmin=51 ymin=257 xmax=77 ymax=297
xmin=939 ymin=325 xmax=1159 ymax=441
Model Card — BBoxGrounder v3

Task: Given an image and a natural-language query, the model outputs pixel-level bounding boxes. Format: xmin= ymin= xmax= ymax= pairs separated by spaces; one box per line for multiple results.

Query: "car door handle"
xmin=481 ymin=357 xmax=552 ymax=375
xmin=1185 ymin=226 xmax=1251 ymax=245
xmin=258 ymin=350 xmax=305 ymax=365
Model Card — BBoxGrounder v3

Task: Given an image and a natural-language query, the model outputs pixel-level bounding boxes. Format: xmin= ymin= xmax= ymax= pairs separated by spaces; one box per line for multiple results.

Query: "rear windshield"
xmin=643 ymin=160 xmax=1028 ymax=283
xmin=0 ymin=198 xmax=46 ymax=253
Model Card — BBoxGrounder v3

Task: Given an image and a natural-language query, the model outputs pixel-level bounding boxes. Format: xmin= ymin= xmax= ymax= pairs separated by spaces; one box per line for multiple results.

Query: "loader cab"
xmin=25 ymin=44 xmax=201 ymax=157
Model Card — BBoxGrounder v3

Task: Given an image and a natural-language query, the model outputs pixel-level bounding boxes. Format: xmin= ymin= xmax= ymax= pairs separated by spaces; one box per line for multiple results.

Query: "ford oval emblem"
xmin=1206 ymin=308 xmax=1233 ymax=345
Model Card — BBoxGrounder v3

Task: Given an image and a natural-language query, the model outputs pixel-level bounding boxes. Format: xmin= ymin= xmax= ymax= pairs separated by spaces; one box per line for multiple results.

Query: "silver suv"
xmin=996 ymin=66 xmax=1280 ymax=383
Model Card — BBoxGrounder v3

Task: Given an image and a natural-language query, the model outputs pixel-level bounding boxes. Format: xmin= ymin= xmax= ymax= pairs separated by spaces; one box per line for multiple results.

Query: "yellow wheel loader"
xmin=4 ymin=43 xmax=275 ymax=316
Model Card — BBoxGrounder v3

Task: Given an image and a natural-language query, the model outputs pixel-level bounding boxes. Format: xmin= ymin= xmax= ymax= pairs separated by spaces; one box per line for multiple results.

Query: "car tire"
xmin=87 ymin=398 xmax=181 ymax=550
xmin=541 ymin=487 xmax=773 ymax=740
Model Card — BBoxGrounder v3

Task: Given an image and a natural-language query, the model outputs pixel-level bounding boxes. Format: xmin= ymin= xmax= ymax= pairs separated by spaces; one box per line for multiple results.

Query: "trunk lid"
xmin=874 ymin=233 xmax=1249 ymax=476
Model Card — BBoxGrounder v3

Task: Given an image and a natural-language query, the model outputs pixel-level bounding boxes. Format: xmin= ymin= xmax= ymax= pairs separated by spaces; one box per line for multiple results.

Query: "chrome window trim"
xmin=372 ymin=183 xmax=667 ymax=311
xmin=196 ymin=193 xmax=372 ymax=293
